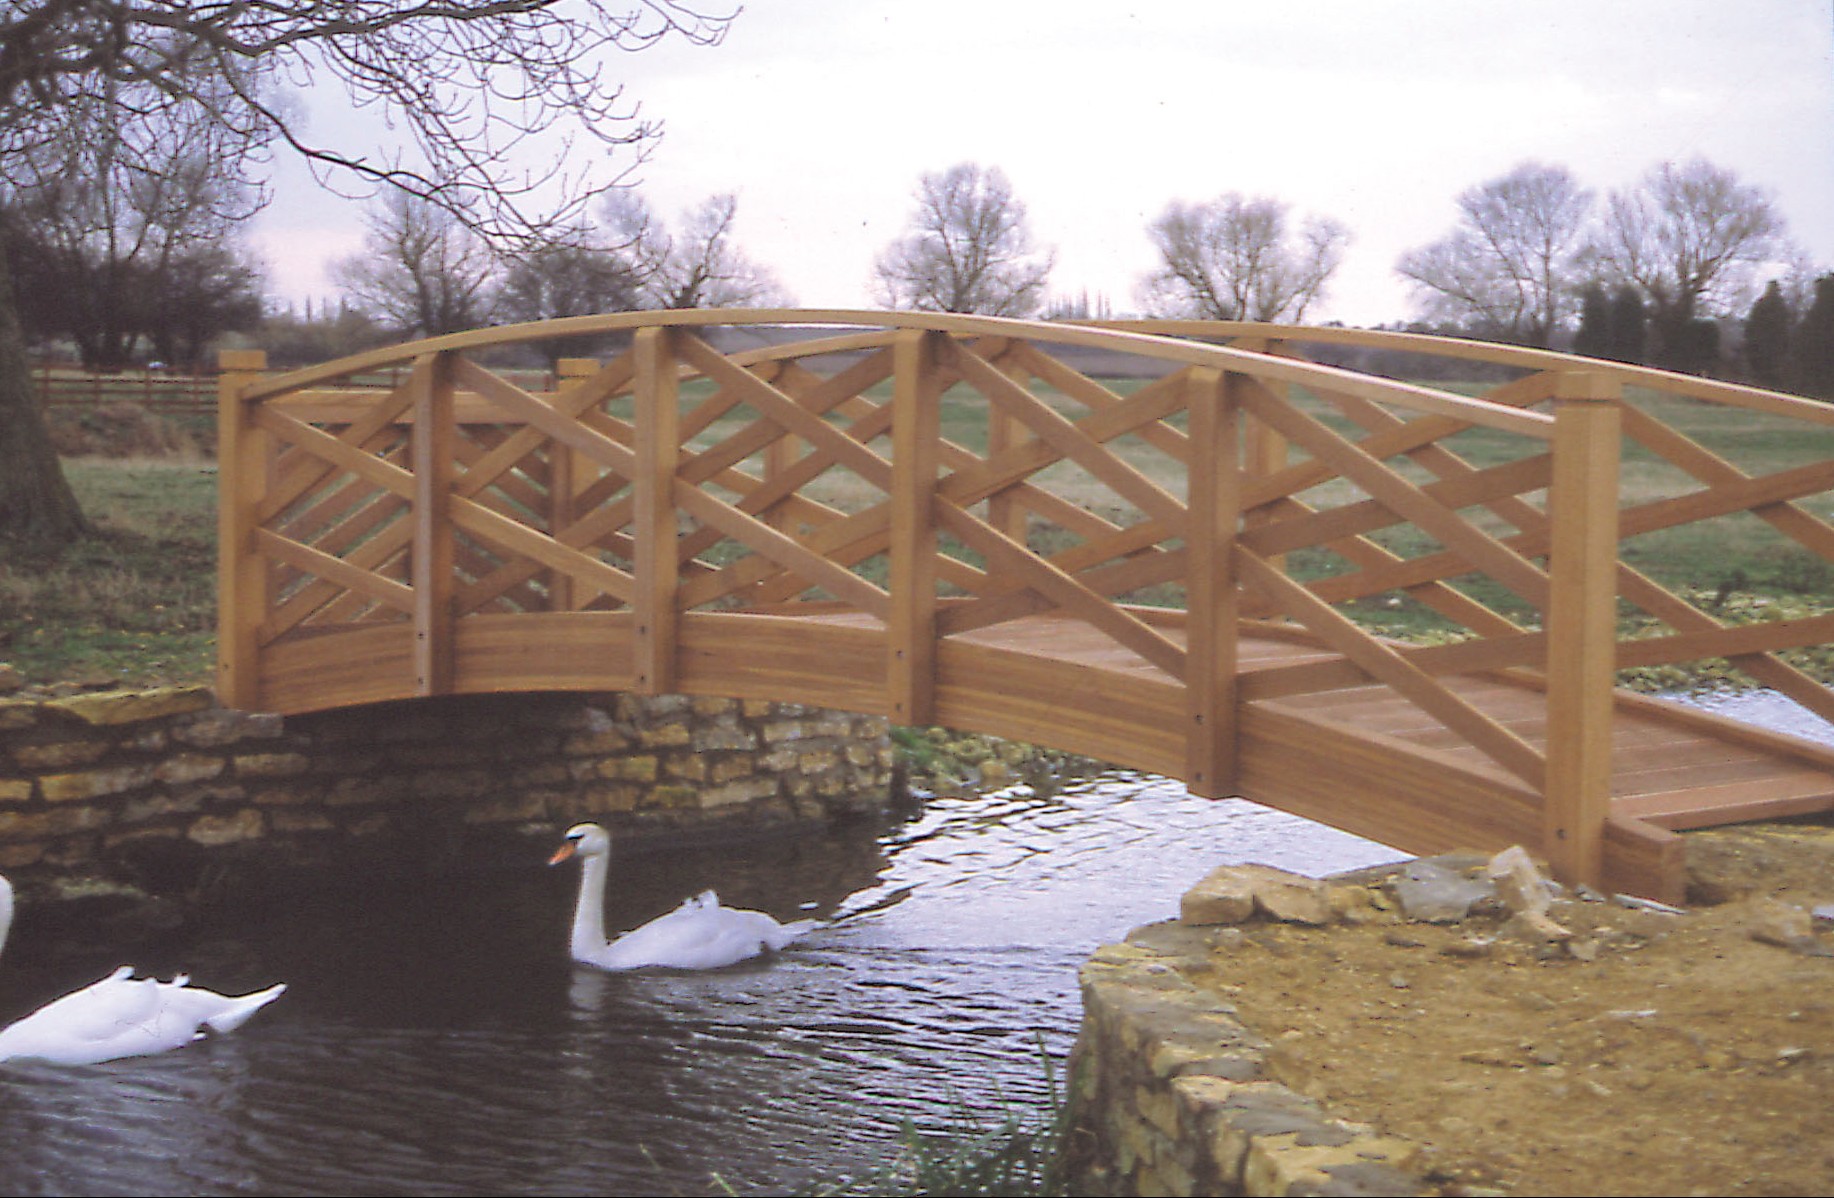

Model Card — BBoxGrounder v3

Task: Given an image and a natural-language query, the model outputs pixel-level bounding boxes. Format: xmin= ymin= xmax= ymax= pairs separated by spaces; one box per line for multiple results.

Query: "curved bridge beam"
xmin=216 ymin=310 xmax=1834 ymax=900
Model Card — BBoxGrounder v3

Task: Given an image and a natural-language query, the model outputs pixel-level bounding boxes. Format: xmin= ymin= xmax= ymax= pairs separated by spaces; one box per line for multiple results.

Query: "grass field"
xmin=5 ymin=373 xmax=1831 ymax=693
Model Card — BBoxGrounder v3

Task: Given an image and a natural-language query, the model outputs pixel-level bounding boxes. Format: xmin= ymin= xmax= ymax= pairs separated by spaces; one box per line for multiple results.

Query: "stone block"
xmin=13 ymin=740 xmax=110 ymax=770
xmin=710 ymin=756 xmax=757 ymax=784
xmin=46 ymin=686 xmax=214 ymax=726
xmin=153 ymin=754 xmax=227 ymax=786
xmin=665 ymin=754 xmax=709 ymax=782
xmin=0 ymin=777 xmax=32 ymax=802
xmin=637 ymin=722 xmax=693 ymax=748
xmin=233 ymin=752 xmax=312 ymax=779
xmin=186 ymin=808 xmax=265 ymax=846
xmin=561 ymin=722 xmax=634 ymax=752
xmin=0 ymin=700 xmax=38 ymax=730
xmin=702 ymin=776 xmax=779 ymax=809
xmin=40 ymin=764 xmax=156 ymax=803
xmin=692 ymin=724 xmax=755 ymax=752
xmin=173 ymin=709 xmax=284 ymax=747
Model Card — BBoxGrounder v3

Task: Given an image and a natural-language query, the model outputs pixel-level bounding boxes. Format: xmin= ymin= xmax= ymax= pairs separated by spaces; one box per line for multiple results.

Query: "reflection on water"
xmin=1668 ymin=687 xmax=1834 ymax=748
xmin=0 ymin=773 xmax=1407 ymax=1196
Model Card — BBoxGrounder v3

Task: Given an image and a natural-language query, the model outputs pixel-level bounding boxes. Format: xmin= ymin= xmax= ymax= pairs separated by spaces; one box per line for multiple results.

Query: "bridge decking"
xmin=803 ymin=608 xmax=1834 ymax=844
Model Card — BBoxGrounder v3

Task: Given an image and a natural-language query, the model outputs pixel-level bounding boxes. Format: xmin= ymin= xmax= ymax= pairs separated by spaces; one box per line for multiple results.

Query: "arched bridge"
xmin=215 ymin=310 xmax=1834 ymax=901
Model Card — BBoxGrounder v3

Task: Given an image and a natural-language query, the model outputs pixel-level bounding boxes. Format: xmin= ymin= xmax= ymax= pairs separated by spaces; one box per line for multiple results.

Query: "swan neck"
xmin=0 ymin=874 xmax=12 ymax=965
xmin=571 ymin=852 xmax=611 ymax=956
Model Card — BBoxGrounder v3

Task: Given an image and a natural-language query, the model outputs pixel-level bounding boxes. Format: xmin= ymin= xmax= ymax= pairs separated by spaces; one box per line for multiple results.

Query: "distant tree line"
xmin=12 ymin=148 xmax=1832 ymax=397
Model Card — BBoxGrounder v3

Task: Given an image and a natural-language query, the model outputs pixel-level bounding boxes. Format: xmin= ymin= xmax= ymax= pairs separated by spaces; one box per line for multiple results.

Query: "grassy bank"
xmin=0 ymin=458 xmax=218 ymax=688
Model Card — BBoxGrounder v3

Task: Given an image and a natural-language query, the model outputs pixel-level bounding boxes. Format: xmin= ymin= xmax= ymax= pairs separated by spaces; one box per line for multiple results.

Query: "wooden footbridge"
xmin=215 ymin=310 xmax=1834 ymax=901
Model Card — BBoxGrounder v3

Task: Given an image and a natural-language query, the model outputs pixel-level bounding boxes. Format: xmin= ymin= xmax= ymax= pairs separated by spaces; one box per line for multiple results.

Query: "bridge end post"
xmin=888 ymin=329 xmax=942 ymax=726
xmin=1186 ymin=367 xmax=1241 ymax=798
xmin=411 ymin=352 xmax=457 ymax=697
xmin=215 ymin=348 xmax=269 ymax=711
xmin=1544 ymin=372 xmax=1622 ymax=888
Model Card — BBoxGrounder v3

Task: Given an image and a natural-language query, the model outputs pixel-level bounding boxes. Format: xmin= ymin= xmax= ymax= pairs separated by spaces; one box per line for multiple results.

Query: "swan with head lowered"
xmin=549 ymin=823 xmax=819 ymax=971
xmin=0 ymin=872 xmax=286 ymax=1066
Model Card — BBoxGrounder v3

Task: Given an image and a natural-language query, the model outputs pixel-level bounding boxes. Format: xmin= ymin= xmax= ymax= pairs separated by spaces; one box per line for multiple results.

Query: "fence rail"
xmin=34 ymin=362 xmax=219 ymax=418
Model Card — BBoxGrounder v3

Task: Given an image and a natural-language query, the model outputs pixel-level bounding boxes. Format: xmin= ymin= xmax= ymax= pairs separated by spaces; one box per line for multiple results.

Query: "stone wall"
xmin=1066 ymin=923 xmax=1428 ymax=1197
xmin=0 ymin=685 xmax=896 ymax=895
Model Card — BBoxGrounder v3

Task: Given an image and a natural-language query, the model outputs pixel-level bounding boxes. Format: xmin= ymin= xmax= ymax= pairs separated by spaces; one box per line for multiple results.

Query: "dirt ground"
xmin=1197 ymin=822 xmax=1834 ymax=1197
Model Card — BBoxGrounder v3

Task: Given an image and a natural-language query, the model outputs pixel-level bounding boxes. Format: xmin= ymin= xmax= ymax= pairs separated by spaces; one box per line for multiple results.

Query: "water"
xmin=1668 ymin=687 xmax=1834 ymax=749
xmin=0 ymin=773 xmax=1405 ymax=1196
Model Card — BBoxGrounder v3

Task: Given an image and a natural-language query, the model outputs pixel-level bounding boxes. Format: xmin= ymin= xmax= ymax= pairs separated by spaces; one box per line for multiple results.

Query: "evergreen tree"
xmin=1607 ymin=286 xmax=1648 ymax=364
xmin=1793 ymin=274 xmax=1834 ymax=399
xmin=1743 ymin=280 xmax=1792 ymax=388
xmin=1573 ymin=284 xmax=1611 ymax=358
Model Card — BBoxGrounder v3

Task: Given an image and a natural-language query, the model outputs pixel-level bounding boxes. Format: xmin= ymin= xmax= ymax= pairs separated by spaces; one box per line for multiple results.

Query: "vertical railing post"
xmin=755 ymin=359 xmax=799 ymax=533
xmin=215 ymin=349 xmax=270 ymax=710
xmin=985 ymin=343 xmax=1029 ymax=543
xmin=1237 ymin=338 xmax=1290 ymax=578
xmin=1544 ymin=371 xmax=1622 ymax=888
xmin=888 ymin=329 xmax=942 ymax=726
xmin=633 ymin=327 xmax=680 ymax=695
xmin=548 ymin=358 xmax=599 ymax=611
xmin=411 ymin=351 xmax=456 ymax=696
xmin=1186 ymin=367 xmax=1242 ymax=797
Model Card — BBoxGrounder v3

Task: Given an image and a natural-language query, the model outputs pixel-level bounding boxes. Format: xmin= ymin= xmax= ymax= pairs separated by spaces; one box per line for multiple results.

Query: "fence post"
xmin=411 ymin=351 xmax=457 ymax=696
xmin=1544 ymin=371 xmax=1622 ymax=888
xmin=888 ymin=329 xmax=942 ymax=726
xmin=1186 ymin=367 xmax=1242 ymax=797
xmin=633 ymin=327 xmax=680 ymax=695
xmin=215 ymin=348 xmax=270 ymax=710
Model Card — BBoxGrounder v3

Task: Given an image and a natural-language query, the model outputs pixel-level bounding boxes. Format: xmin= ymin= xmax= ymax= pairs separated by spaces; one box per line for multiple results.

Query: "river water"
xmin=0 ymin=773 xmax=1406 ymax=1197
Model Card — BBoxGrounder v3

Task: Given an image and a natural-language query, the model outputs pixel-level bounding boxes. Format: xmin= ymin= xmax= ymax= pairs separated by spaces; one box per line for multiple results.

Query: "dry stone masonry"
xmin=0 ymin=685 xmax=895 ymax=892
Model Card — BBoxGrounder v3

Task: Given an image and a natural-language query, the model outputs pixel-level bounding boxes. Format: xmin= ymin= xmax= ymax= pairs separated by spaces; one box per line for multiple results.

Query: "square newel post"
xmin=215 ymin=348 xmax=269 ymax=711
xmin=888 ymin=329 xmax=942 ymax=725
xmin=1544 ymin=371 xmax=1622 ymax=888
xmin=633 ymin=328 xmax=681 ymax=695
xmin=1186 ymin=367 xmax=1242 ymax=798
xmin=411 ymin=351 xmax=457 ymax=696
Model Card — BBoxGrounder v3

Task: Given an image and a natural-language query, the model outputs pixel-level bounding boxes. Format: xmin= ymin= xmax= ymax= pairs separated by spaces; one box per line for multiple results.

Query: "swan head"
xmin=548 ymin=822 xmax=612 ymax=865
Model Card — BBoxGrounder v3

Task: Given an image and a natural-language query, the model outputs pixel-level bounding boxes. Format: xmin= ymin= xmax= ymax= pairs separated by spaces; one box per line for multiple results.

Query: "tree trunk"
xmin=0 ymin=238 xmax=93 ymax=546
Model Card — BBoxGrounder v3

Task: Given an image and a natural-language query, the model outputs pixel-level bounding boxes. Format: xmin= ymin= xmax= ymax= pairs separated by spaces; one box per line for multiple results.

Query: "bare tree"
xmin=334 ymin=193 xmax=500 ymax=338
xmin=1587 ymin=158 xmax=1798 ymax=369
xmin=1 ymin=53 xmax=269 ymax=370
xmin=610 ymin=192 xmax=790 ymax=309
xmin=496 ymin=234 xmax=646 ymax=367
xmin=1396 ymin=162 xmax=1593 ymax=346
xmin=873 ymin=164 xmax=1054 ymax=316
xmin=1141 ymin=193 xmax=1348 ymax=323
xmin=0 ymin=0 xmax=731 ymax=547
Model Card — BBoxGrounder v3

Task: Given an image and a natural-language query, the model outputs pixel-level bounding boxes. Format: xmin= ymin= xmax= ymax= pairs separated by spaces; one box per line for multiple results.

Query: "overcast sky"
xmin=252 ymin=0 xmax=1834 ymax=326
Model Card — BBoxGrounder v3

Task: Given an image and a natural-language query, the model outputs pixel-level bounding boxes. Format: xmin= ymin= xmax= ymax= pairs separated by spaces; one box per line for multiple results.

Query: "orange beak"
xmin=548 ymin=843 xmax=576 ymax=866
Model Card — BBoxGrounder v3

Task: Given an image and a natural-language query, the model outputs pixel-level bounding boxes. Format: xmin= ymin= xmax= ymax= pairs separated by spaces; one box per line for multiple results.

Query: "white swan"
xmin=548 ymin=823 xmax=819 ymax=971
xmin=0 ymin=872 xmax=286 ymax=1066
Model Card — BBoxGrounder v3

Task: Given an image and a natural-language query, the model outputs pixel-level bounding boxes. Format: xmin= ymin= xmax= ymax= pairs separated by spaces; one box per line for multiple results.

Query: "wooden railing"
xmin=215 ymin=311 xmax=1834 ymax=889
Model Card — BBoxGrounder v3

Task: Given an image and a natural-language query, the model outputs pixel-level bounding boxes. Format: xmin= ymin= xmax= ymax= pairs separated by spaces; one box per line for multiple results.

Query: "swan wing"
xmin=0 ymin=967 xmax=189 ymax=1065
xmin=581 ymin=893 xmax=819 ymax=971
xmin=0 ymin=970 xmax=288 ymax=1066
